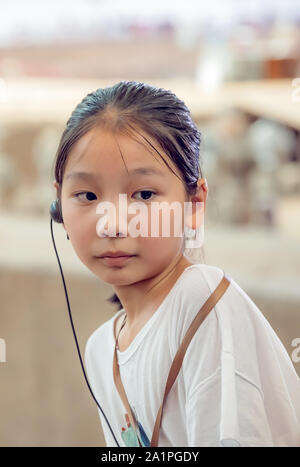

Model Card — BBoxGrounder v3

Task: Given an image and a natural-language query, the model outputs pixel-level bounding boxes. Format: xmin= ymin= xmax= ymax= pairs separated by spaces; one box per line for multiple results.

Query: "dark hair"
xmin=52 ymin=80 xmax=203 ymax=311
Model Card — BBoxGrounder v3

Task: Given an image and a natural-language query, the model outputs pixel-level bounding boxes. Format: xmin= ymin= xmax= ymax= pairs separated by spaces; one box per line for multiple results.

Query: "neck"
xmin=113 ymin=254 xmax=194 ymax=329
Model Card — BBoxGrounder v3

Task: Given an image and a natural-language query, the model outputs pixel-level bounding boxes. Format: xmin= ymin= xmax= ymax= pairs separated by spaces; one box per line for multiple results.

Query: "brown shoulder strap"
xmin=113 ymin=334 xmax=142 ymax=446
xmin=150 ymin=272 xmax=231 ymax=447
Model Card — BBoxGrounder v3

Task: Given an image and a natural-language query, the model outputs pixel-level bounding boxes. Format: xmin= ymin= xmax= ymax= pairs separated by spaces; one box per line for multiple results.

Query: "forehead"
xmin=63 ymin=126 xmax=181 ymax=180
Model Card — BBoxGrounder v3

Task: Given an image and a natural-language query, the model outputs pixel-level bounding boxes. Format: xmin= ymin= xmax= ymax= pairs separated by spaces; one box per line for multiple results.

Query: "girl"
xmin=52 ymin=81 xmax=300 ymax=447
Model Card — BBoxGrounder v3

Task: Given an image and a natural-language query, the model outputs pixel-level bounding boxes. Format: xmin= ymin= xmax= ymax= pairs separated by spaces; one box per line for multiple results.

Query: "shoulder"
xmin=173 ymin=262 xmax=225 ymax=308
xmin=180 ymin=262 xmax=225 ymax=287
xmin=179 ymin=263 xmax=295 ymax=382
xmin=168 ymin=263 xmax=227 ymax=352
xmin=178 ymin=262 xmax=268 ymax=327
xmin=171 ymin=262 xmax=228 ymax=324
xmin=172 ymin=262 xmax=274 ymax=369
xmin=180 ymin=263 xmax=275 ymax=342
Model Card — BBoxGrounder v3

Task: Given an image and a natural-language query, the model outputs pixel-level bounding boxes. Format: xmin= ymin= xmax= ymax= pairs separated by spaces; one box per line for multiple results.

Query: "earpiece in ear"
xmin=50 ymin=199 xmax=63 ymax=224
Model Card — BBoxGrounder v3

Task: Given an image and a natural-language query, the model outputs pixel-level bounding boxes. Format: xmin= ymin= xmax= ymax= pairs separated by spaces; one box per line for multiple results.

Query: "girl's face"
xmin=55 ymin=126 xmax=202 ymax=287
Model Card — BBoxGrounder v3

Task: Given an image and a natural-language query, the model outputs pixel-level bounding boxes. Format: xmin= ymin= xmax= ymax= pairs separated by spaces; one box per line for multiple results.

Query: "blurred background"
xmin=0 ymin=0 xmax=299 ymax=447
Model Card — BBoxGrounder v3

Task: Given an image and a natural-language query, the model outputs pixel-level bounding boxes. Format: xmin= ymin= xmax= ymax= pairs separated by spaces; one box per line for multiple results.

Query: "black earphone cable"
xmin=50 ymin=218 xmax=120 ymax=447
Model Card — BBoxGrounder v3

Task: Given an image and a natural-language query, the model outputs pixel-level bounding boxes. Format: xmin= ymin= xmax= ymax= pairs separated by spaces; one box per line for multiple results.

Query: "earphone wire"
xmin=50 ymin=218 xmax=120 ymax=447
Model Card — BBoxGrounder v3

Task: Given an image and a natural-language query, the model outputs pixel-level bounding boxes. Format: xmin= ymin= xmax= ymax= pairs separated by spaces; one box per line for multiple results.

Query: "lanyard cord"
xmin=50 ymin=218 xmax=120 ymax=447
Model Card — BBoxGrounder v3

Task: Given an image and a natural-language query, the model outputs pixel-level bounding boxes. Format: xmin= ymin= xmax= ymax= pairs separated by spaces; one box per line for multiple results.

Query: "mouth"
xmin=98 ymin=251 xmax=134 ymax=258
xmin=97 ymin=255 xmax=136 ymax=266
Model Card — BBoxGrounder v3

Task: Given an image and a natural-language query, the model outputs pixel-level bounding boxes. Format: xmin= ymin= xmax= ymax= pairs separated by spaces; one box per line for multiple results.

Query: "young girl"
xmin=52 ymin=81 xmax=300 ymax=447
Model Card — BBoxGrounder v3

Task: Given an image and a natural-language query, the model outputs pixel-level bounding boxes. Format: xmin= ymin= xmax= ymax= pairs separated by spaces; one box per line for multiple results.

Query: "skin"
xmin=54 ymin=125 xmax=208 ymax=350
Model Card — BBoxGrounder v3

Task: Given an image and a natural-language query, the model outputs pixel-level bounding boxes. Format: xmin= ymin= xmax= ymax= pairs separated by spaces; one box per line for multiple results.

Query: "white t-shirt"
xmin=84 ymin=263 xmax=300 ymax=447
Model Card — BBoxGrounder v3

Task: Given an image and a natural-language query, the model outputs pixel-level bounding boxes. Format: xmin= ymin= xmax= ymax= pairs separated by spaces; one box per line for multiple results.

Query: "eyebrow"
xmin=65 ymin=167 xmax=165 ymax=181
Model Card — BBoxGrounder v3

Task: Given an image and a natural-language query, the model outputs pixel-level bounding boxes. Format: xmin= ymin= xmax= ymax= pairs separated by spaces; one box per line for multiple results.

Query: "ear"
xmin=184 ymin=178 xmax=208 ymax=230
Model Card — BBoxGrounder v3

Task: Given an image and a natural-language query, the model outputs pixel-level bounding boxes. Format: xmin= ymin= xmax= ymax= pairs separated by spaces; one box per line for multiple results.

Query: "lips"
xmin=98 ymin=254 xmax=136 ymax=267
xmin=99 ymin=251 xmax=134 ymax=258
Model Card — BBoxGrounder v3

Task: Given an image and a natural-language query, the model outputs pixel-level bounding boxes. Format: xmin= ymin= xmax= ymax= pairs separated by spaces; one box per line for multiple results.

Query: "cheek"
xmin=136 ymin=235 xmax=184 ymax=278
xmin=148 ymin=206 xmax=185 ymax=237
xmin=134 ymin=204 xmax=185 ymax=252
xmin=70 ymin=231 xmax=93 ymax=266
xmin=63 ymin=209 xmax=94 ymax=256
xmin=138 ymin=234 xmax=183 ymax=260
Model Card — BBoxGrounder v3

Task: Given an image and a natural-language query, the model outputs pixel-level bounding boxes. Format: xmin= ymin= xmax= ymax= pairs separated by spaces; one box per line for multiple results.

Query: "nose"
xmin=95 ymin=197 xmax=127 ymax=238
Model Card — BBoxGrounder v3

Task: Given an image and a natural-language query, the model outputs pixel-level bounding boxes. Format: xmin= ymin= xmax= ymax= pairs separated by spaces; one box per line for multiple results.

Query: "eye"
xmin=134 ymin=190 xmax=156 ymax=201
xmin=73 ymin=191 xmax=97 ymax=202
